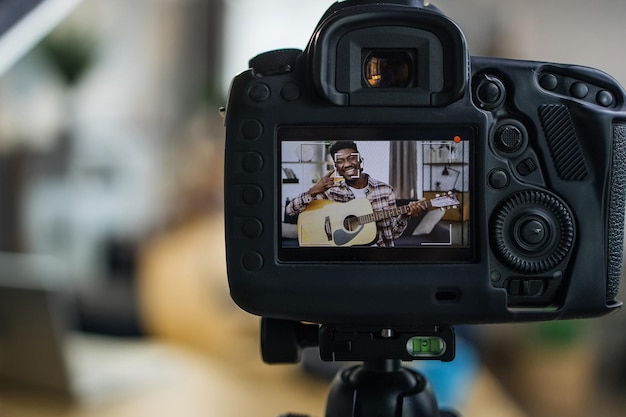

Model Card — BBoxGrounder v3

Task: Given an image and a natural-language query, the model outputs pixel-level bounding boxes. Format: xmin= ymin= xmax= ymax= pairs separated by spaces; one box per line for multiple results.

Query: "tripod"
xmin=262 ymin=319 xmax=461 ymax=417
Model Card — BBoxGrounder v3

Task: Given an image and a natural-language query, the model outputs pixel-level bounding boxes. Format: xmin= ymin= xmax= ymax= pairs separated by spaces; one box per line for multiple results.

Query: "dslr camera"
xmin=224 ymin=0 xmax=626 ymax=359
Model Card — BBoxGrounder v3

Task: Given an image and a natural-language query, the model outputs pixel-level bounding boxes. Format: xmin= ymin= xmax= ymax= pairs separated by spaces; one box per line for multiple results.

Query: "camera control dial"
xmin=490 ymin=190 xmax=575 ymax=274
xmin=473 ymin=74 xmax=506 ymax=110
xmin=249 ymin=49 xmax=302 ymax=76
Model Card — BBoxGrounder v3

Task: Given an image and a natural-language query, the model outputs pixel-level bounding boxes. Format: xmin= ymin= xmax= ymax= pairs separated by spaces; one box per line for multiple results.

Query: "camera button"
xmin=242 ymin=251 xmax=264 ymax=272
xmin=242 ymin=185 xmax=264 ymax=205
xmin=249 ymin=83 xmax=271 ymax=102
xmin=478 ymin=81 xmax=501 ymax=104
xmin=281 ymin=83 xmax=301 ymax=101
xmin=517 ymin=218 xmax=548 ymax=249
xmin=508 ymin=279 xmax=523 ymax=296
xmin=516 ymin=158 xmax=538 ymax=176
xmin=474 ymin=74 xmax=505 ymax=109
xmin=242 ymin=152 xmax=264 ymax=173
xmin=242 ymin=218 xmax=263 ymax=239
xmin=526 ymin=280 xmax=545 ymax=296
xmin=241 ymin=119 xmax=263 ymax=140
xmin=597 ymin=90 xmax=615 ymax=107
xmin=539 ymin=73 xmax=558 ymax=91
xmin=488 ymin=169 xmax=509 ymax=190
xmin=508 ymin=279 xmax=545 ymax=297
xmin=570 ymin=82 xmax=589 ymax=99
xmin=494 ymin=125 xmax=524 ymax=153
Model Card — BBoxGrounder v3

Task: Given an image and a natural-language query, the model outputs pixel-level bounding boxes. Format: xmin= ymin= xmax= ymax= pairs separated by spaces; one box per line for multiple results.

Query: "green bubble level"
xmin=406 ymin=336 xmax=446 ymax=358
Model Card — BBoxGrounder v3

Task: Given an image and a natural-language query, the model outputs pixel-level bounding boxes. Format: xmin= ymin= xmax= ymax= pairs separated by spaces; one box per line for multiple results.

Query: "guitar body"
xmin=296 ymin=192 xmax=460 ymax=247
xmin=297 ymin=199 xmax=378 ymax=247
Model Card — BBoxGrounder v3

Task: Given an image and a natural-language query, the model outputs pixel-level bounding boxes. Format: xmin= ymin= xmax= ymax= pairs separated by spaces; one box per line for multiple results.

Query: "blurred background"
xmin=0 ymin=0 xmax=625 ymax=416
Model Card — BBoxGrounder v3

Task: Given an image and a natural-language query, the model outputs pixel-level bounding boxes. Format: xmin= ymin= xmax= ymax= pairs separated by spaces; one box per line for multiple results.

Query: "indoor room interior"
xmin=1 ymin=1 xmax=626 ymax=416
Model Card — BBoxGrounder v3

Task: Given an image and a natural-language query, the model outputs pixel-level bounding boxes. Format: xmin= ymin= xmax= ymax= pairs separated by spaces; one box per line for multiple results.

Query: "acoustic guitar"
xmin=297 ymin=192 xmax=460 ymax=247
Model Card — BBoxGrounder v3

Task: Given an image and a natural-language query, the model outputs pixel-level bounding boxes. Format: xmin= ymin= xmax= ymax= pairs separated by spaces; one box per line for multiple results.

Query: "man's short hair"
xmin=329 ymin=141 xmax=358 ymax=156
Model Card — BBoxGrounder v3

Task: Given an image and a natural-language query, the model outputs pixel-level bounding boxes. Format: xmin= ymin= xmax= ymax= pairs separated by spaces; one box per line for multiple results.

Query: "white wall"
xmin=221 ymin=0 xmax=331 ymax=95
xmin=221 ymin=0 xmax=626 ymax=93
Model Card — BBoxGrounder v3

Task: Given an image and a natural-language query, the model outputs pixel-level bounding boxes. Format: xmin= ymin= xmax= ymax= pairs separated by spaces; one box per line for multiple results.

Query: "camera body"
xmin=224 ymin=0 xmax=626 ymax=327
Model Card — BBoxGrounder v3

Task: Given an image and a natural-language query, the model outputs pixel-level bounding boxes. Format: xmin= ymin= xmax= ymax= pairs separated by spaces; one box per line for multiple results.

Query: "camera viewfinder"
xmin=364 ymin=50 xmax=415 ymax=88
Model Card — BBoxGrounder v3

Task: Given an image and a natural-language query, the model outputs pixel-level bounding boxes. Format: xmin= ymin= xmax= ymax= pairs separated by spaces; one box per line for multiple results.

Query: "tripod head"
xmin=262 ymin=318 xmax=460 ymax=417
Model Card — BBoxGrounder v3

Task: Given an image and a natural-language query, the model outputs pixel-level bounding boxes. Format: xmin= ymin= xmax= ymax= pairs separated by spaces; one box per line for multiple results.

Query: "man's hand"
xmin=407 ymin=199 xmax=428 ymax=217
xmin=309 ymin=170 xmax=339 ymax=197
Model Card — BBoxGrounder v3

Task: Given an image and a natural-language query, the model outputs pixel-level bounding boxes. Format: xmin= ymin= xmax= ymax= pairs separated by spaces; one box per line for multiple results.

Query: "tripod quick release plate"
xmin=260 ymin=318 xmax=456 ymax=364
xmin=319 ymin=325 xmax=456 ymax=362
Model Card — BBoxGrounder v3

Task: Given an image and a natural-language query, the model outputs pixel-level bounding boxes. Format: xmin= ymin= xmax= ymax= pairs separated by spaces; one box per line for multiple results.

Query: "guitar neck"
xmin=358 ymin=200 xmax=436 ymax=225
xmin=358 ymin=205 xmax=408 ymax=224
xmin=356 ymin=192 xmax=459 ymax=225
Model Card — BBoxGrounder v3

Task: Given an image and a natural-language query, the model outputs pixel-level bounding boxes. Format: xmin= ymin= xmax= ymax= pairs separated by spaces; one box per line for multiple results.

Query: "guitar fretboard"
xmin=358 ymin=205 xmax=412 ymax=224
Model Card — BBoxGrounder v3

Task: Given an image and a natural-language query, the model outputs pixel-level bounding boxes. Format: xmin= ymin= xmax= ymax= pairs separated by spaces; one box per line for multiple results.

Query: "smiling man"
xmin=286 ymin=141 xmax=425 ymax=247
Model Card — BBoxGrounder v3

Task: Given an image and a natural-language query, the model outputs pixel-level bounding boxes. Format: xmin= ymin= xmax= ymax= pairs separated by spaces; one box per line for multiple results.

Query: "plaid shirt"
xmin=286 ymin=174 xmax=409 ymax=247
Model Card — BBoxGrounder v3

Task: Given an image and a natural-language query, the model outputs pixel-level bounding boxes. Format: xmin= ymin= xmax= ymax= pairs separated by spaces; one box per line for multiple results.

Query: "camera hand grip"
xmin=608 ymin=124 xmax=626 ymax=301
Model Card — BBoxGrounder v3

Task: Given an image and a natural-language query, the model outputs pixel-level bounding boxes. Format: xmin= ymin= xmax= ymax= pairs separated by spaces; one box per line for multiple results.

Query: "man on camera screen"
xmin=286 ymin=140 xmax=426 ymax=247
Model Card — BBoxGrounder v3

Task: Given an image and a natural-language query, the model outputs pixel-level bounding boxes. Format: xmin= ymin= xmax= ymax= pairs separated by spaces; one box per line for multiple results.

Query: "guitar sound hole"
xmin=344 ymin=215 xmax=359 ymax=231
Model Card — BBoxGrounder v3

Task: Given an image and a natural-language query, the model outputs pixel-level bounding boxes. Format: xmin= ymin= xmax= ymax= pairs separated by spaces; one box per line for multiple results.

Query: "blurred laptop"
xmin=0 ymin=253 xmax=166 ymax=404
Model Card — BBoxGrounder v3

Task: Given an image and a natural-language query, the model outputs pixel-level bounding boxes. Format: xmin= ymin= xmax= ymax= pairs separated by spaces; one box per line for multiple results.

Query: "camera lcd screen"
xmin=278 ymin=126 xmax=474 ymax=263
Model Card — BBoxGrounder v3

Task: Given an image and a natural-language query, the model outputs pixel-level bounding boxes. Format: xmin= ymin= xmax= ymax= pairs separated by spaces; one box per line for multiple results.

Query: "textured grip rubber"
xmin=608 ymin=124 xmax=626 ymax=301
xmin=538 ymin=104 xmax=589 ymax=181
